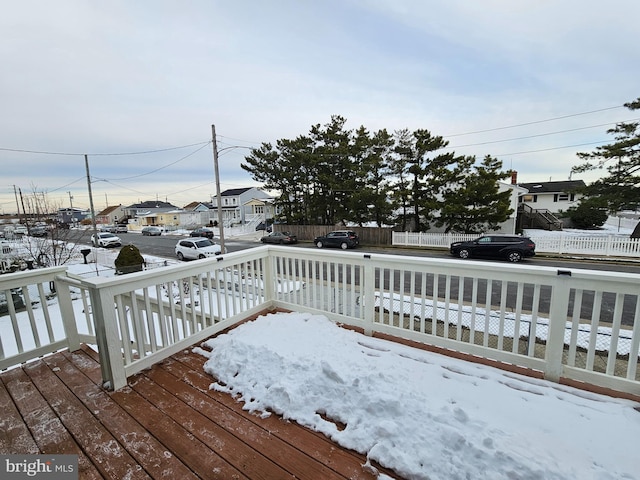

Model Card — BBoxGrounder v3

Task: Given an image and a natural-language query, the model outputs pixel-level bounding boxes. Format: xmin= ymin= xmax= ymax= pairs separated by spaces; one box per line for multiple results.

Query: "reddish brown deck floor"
xmin=0 ymin=344 xmax=399 ymax=479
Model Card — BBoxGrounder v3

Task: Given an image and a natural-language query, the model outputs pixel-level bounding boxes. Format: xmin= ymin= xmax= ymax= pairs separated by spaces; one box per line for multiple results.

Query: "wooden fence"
xmin=274 ymin=225 xmax=395 ymax=246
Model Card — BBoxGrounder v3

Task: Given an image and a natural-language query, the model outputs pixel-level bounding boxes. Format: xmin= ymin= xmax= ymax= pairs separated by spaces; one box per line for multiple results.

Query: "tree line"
xmin=241 ymin=115 xmax=513 ymax=233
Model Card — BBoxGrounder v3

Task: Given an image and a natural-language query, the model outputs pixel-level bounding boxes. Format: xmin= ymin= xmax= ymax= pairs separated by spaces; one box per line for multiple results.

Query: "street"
xmin=79 ymin=230 xmax=640 ymax=274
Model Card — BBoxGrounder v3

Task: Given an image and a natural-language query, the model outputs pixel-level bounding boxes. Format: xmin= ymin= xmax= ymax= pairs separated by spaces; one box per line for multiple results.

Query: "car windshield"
xmin=194 ymin=239 xmax=214 ymax=248
xmin=100 ymin=233 xmax=116 ymax=238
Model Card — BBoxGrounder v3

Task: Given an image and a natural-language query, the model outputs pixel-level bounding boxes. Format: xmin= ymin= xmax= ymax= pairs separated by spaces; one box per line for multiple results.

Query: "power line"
xmin=100 ymin=142 xmax=211 ymax=181
xmin=443 ymin=105 xmax=625 ymax=138
xmin=447 ymin=117 xmax=640 ymax=149
xmin=494 ymin=140 xmax=609 ymax=157
xmin=0 ymin=140 xmax=211 ymax=157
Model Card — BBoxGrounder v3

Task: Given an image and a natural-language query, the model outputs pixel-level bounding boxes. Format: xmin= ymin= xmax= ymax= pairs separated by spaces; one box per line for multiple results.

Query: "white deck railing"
xmin=1 ymin=247 xmax=639 ymax=398
xmin=392 ymin=231 xmax=640 ymax=258
xmin=0 ymin=266 xmax=95 ymax=370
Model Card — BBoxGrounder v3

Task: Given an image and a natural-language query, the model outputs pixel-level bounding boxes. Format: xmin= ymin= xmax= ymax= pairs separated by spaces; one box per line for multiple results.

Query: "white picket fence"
xmin=392 ymin=232 xmax=640 ymax=258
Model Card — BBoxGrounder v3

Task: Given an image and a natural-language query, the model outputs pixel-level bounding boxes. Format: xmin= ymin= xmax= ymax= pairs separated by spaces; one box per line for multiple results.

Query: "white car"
xmin=11 ymin=225 xmax=28 ymax=235
xmin=91 ymin=232 xmax=122 ymax=248
xmin=175 ymin=238 xmax=224 ymax=260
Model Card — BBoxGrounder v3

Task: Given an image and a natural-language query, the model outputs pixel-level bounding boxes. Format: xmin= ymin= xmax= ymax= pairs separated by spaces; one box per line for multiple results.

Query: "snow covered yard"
xmin=196 ymin=312 xmax=639 ymax=480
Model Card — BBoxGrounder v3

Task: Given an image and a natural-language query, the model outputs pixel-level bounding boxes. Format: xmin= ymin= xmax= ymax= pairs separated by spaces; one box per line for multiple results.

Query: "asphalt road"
xmin=78 ymin=231 xmax=640 ymax=274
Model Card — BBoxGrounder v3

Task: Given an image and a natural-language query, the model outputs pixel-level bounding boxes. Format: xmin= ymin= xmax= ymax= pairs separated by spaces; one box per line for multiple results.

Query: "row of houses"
xmin=58 ymin=187 xmax=275 ymax=231
xmin=53 ymin=179 xmax=586 ymax=233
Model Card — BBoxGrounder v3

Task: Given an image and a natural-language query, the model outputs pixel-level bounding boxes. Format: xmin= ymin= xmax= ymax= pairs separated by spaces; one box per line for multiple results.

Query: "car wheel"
xmin=177 ymin=252 xmax=185 ymax=261
xmin=316 ymin=241 xmax=323 ymax=248
xmin=507 ymin=251 xmax=522 ymax=263
xmin=340 ymin=242 xmax=348 ymax=250
xmin=458 ymin=248 xmax=470 ymax=259
xmin=279 ymin=240 xmax=284 ymax=244
xmin=198 ymin=254 xmax=206 ymax=259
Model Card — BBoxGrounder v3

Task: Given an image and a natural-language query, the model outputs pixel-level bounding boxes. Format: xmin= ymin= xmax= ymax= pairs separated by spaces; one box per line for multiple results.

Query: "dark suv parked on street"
xmin=314 ymin=230 xmax=359 ymax=249
xmin=450 ymin=235 xmax=535 ymax=263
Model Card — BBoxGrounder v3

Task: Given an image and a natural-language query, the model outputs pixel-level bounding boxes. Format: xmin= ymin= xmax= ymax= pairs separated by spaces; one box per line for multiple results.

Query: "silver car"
xmin=141 ymin=226 xmax=162 ymax=236
xmin=175 ymin=238 xmax=224 ymax=260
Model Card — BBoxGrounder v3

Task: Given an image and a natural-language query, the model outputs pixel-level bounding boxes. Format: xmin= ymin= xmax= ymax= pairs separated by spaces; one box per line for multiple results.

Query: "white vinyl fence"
xmin=392 ymin=232 xmax=640 ymax=258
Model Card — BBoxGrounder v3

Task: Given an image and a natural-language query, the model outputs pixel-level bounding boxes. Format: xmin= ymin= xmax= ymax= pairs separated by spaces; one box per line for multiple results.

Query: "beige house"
xmin=95 ymin=205 xmax=126 ymax=225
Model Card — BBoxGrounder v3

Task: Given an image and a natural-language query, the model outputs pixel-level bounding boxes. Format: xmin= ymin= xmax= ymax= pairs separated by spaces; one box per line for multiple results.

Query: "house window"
xmin=555 ymin=193 xmax=569 ymax=202
xmin=521 ymin=195 xmax=537 ymax=202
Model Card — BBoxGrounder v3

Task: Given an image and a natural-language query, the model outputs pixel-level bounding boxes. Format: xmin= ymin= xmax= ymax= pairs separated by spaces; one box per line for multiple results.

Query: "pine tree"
xmin=438 ymin=155 xmax=513 ymax=233
xmin=573 ymin=97 xmax=640 ymax=212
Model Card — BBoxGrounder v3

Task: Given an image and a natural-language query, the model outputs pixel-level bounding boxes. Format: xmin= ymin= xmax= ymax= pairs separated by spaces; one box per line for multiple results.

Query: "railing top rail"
xmin=73 ymin=247 xmax=272 ymax=292
xmin=348 ymin=249 xmax=640 ymax=284
xmin=71 ymin=245 xmax=640 ymax=294
xmin=0 ymin=265 xmax=68 ymax=289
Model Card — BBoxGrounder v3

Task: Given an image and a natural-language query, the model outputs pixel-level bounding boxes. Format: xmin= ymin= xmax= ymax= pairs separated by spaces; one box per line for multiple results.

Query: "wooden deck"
xmin=0 ymin=344 xmax=399 ymax=479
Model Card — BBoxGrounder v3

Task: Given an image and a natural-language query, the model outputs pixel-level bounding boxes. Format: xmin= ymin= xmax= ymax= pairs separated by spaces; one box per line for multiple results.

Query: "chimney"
xmin=510 ymin=171 xmax=518 ymax=185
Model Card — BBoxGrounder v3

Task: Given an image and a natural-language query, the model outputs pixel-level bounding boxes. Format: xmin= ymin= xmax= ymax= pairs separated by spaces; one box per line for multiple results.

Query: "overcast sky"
xmin=1 ymin=0 xmax=639 ymax=214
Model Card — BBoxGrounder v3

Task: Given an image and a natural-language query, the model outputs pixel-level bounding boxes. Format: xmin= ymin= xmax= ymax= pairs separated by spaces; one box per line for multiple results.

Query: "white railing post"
xmin=263 ymin=248 xmax=276 ymax=306
xmin=54 ymin=274 xmax=81 ymax=352
xmin=362 ymin=255 xmax=376 ymax=336
xmin=544 ymin=271 xmax=572 ymax=382
xmin=88 ymin=284 xmax=127 ymax=391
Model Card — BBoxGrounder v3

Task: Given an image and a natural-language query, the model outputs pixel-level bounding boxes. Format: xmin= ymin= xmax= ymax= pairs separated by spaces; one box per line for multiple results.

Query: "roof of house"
xmin=96 ymin=205 xmax=123 ymax=216
xmin=183 ymin=201 xmax=214 ymax=210
xmin=125 ymin=200 xmax=178 ymax=209
xmin=518 ymin=180 xmax=586 ymax=194
xmin=221 ymin=187 xmax=252 ymax=196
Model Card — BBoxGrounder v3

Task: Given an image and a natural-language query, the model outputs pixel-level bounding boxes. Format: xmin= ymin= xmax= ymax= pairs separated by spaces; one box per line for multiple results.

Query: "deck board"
xmin=0 ymin=345 xmax=398 ymax=479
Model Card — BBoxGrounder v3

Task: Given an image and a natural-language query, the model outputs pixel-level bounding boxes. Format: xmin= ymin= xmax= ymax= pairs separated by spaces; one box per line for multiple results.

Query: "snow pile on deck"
xmin=195 ymin=312 xmax=639 ymax=480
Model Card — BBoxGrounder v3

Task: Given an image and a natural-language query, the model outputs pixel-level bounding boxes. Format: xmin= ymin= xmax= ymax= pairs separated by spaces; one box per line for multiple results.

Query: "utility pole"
xmin=212 ymin=124 xmax=225 ymax=253
xmin=19 ymin=188 xmax=29 ymax=228
xmin=68 ymin=191 xmax=74 ymax=225
xmin=85 ymin=154 xmax=99 ymax=275
xmin=13 ymin=184 xmax=20 ymax=217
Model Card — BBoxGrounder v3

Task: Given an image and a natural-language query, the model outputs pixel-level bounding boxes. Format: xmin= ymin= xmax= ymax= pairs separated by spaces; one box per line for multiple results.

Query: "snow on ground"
xmin=195 ymin=312 xmax=640 ymax=480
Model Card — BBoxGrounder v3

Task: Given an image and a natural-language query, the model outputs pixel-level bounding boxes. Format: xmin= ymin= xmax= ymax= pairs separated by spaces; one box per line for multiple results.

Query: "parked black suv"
xmin=450 ymin=235 xmax=535 ymax=263
xmin=314 ymin=230 xmax=359 ymax=249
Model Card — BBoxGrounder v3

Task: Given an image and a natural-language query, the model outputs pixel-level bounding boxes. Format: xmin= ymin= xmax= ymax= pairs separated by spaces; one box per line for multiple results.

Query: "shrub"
xmin=566 ymin=198 xmax=608 ymax=230
xmin=114 ymin=244 xmax=145 ymax=275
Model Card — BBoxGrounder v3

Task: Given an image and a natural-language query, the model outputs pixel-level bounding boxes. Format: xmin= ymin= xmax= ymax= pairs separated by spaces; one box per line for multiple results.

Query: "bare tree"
xmin=18 ymin=186 xmax=91 ymax=269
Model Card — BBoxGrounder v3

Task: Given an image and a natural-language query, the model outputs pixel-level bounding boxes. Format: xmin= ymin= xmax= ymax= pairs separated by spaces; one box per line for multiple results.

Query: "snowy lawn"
xmin=195 ymin=312 xmax=639 ymax=480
